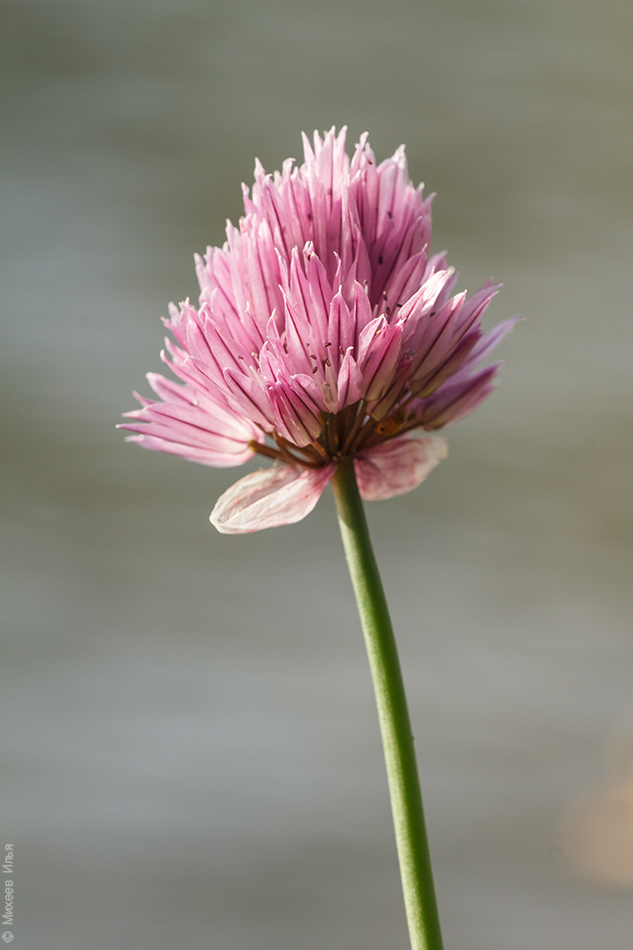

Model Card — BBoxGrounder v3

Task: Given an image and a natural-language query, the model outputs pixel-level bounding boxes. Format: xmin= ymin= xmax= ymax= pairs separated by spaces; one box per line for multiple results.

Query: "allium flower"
xmin=121 ymin=127 xmax=518 ymax=533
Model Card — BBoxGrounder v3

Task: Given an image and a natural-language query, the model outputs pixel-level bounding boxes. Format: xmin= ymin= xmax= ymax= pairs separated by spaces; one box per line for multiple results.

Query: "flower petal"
xmin=118 ymin=379 xmax=260 ymax=467
xmin=354 ymin=435 xmax=447 ymax=501
xmin=210 ymin=464 xmax=336 ymax=534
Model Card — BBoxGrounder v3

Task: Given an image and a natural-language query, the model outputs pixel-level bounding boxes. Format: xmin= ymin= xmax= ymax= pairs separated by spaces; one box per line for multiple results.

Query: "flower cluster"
xmin=121 ymin=128 xmax=518 ymax=533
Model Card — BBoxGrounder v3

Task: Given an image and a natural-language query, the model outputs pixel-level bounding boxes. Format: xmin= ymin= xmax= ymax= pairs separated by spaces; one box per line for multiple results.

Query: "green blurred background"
xmin=2 ymin=1 xmax=632 ymax=947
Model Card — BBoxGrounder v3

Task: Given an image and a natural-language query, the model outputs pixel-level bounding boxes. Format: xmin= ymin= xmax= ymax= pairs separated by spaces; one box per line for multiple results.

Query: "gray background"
xmin=2 ymin=1 xmax=632 ymax=947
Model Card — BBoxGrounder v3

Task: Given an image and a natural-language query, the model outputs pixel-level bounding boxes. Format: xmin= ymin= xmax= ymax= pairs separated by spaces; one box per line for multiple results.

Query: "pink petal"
xmin=449 ymin=316 xmax=522 ymax=380
xmin=267 ymin=379 xmax=323 ymax=446
xmin=358 ymin=319 xmax=403 ymax=401
xmin=210 ymin=464 xmax=337 ymax=534
xmin=222 ymin=367 xmax=277 ymax=429
xmin=354 ymin=435 xmax=448 ymax=501
xmin=121 ymin=433 xmax=256 ymax=468
xmin=336 ymin=347 xmax=362 ymax=410
xmin=119 ymin=383 xmax=260 ymax=468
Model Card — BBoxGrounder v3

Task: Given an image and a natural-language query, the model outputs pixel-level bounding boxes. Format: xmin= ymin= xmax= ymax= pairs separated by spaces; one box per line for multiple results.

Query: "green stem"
xmin=331 ymin=459 xmax=443 ymax=950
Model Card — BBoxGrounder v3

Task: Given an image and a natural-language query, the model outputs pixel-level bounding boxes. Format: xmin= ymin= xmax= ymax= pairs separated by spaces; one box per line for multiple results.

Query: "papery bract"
xmin=121 ymin=127 xmax=518 ymax=532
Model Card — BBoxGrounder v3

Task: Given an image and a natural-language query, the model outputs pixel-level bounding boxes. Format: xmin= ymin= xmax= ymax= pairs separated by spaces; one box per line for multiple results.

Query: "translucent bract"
xmin=121 ymin=128 xmax=518 ymax=532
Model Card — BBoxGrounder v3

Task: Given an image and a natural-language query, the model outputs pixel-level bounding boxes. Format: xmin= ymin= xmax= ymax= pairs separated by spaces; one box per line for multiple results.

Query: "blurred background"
xmin=1 ymin=1 xmax=632 ymax=947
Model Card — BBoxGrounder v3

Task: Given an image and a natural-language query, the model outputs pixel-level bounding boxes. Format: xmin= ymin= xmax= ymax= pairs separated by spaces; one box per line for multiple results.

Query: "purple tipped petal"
xmin=210 ymin=464 xmax=336 ymax=534
xmin=418 ymin=364 xmax=500 ymax=429
xmin=355 ymin=435 xmax=448 ymax=500
xmin=451 ymin=316 xmax=522 ymax=379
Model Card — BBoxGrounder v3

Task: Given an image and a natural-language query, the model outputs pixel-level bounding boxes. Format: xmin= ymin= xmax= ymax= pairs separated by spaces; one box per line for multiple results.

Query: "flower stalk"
xmin=332 ymin=458 xmax=443 ymax=950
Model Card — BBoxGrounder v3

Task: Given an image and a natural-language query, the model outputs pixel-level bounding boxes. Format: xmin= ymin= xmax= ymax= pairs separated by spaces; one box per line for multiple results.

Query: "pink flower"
xmin=120 ymin=128 xmax=518 ymax=533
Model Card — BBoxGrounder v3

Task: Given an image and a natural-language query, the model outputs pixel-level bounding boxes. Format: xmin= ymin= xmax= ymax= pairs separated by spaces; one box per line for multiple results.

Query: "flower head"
xmin=121 ymin=128 xmax=518 ymax=533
